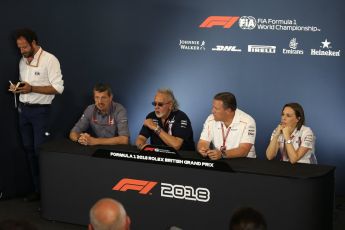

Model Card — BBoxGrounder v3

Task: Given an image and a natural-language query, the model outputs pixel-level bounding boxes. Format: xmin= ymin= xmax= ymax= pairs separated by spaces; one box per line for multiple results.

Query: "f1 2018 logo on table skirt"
xmin=112 ymin=178 xmax=157 ymax=195
xmin=161 ymin=183 xmax=210 ymax=202
xmin=113 ymin=178 xmax=211 ymax=203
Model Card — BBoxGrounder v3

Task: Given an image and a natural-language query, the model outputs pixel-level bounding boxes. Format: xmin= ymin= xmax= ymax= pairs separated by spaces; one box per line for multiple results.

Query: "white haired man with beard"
xmin=89 ymin=198 xmax=130 ymax=230
xmin=135 ymin=88 xmax=195 ymax=151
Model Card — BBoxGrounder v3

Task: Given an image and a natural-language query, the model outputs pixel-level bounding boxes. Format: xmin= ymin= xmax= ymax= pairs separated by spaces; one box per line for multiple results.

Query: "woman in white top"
xmin=266 ymin=103 xmax=317 ymax=164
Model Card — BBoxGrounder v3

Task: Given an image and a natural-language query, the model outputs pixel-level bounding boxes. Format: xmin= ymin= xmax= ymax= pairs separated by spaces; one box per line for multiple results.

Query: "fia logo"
xmin=239 ymin=16 xmax=257 ymax=30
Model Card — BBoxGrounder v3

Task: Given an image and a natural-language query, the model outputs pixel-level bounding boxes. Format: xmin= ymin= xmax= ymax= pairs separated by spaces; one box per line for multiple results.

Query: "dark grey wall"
xmin=1 ymin=0 xmax=344 ymax=197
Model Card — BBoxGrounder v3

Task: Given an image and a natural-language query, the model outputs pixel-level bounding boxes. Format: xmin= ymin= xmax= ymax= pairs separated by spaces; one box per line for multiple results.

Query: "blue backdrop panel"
xmin=0 ymin=0 xmax=344 ymax=197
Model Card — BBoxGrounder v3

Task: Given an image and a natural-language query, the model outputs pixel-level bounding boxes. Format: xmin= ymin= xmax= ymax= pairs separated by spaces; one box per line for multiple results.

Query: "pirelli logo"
xmin=112 ymin=178 xmax=157 ymax=195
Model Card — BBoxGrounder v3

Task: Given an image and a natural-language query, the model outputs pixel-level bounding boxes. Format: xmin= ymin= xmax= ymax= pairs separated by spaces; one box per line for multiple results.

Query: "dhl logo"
xmin=199 ymin=16 xmax=239 ymax=28
xmin=112 ymin=178 xmax=157 ymax=195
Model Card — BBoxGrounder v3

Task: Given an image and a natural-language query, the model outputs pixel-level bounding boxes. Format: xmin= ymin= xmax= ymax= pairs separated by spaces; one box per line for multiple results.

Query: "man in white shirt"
xmin=197 ymin=92 xmax=256 ymax=160
xmin=8 ymin=28 xmax=64 ymax=201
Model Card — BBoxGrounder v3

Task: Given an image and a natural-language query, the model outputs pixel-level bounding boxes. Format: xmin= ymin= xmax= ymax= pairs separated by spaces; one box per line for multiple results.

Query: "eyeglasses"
xmin=152 ymin=101 xmax=170 ymax=107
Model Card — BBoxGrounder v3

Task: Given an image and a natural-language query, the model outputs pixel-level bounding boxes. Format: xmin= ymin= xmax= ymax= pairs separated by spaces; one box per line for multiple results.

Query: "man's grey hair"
xmin=90 ymin=198 xmax=127 ymax=230
xmin=157 ymin=88 xmax=179 ymax=111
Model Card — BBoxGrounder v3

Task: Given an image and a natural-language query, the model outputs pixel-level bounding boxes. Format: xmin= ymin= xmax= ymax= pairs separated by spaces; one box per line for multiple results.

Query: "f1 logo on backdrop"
xmin=112 ymin=178 xmax=157 ymax=195
xmin=199 ymin=16 xmax=239 ymax=28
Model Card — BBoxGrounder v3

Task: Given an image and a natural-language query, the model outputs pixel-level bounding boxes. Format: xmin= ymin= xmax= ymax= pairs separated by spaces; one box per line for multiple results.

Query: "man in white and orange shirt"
xmin=197 ymin=92 xmax=256 ymax=160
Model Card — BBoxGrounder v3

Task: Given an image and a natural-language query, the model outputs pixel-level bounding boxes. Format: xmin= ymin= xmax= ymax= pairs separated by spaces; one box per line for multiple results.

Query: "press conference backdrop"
xmin=0 ymin=0 xmax=344 ymax=197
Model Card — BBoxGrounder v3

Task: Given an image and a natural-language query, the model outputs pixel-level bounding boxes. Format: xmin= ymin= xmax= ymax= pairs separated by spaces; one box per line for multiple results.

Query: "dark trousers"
xmin=18 ymin=104 xmax=51 ymax=193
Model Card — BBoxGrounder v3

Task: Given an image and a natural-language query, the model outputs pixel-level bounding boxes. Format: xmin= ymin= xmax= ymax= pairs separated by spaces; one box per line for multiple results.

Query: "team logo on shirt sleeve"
xmin=180 ymin=120 xmax=188 ymax=128
xmin=247 ymin=125 xmax=256 ymax=137
xmin=303 ymin=135 xmax=313 ymax=147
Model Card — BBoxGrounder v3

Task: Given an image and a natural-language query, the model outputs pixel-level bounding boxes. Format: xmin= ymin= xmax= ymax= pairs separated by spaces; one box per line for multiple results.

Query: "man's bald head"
xmin=89 ymin=198 xmax=129 ymax=230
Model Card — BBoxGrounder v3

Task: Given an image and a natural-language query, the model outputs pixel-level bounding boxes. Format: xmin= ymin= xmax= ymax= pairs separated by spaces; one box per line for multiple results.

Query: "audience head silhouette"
xmin=229 ymin=207 xmax=267 ymax=230
xmin=89 ymin=198 xmax=130 ymax=230
xmin=0 ymin=219 xmax=37 ymax=230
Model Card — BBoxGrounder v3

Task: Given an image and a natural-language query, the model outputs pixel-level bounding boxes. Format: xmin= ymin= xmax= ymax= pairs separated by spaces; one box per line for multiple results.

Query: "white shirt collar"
xmin=24 ymin=47 xmax=43 ymax=67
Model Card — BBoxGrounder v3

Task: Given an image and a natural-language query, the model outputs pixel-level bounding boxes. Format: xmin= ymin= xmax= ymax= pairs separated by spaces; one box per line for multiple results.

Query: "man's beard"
xmin=155 ymin=111 xmax=164 ymax=118
xmin=96 ymin=103 xmax=108 ymax=114
xmin=23 ymin=50 xmax=34 ymax=58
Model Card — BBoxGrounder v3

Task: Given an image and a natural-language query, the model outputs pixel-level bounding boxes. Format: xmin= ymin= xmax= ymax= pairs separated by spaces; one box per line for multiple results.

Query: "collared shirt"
xmin=272 ymin=125 xmax=317 ymax=164
xmin=19 ymin=47 xmax=64 ymax=104
xmin=199 ymin=109 xmax=256 ymax=158
xmin=71 ymin=102 xmax=130 ymax=138
xmin=139 ymin=110 xmax=195 ymax=151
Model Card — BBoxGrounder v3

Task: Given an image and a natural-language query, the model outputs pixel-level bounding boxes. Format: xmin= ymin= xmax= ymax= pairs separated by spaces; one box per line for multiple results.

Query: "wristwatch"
xmin=220 ymin=148 xmax=227 ymax=158
xmin=154 ymin=125 xmax=162 ymax=135
xmin=285 ymin=139 xmax=292 ymax=144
